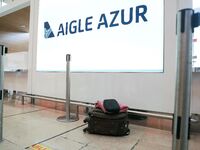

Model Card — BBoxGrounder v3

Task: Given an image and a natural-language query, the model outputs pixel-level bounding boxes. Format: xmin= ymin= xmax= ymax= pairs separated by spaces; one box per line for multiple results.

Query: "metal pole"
xmin=57 ymin=54 xmax=78 ymax=122
xmin=0 ymin=45 xmax=6 ymax=142
xmin=173 ymin=9 xmax=194 ymax=150
xmin=65 ymin=54 xmax=70 ymax=120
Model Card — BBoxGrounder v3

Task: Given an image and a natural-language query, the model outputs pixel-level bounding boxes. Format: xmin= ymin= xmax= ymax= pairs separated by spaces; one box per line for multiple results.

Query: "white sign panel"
xmin=37 ymin=0 xmax=164 ymax=72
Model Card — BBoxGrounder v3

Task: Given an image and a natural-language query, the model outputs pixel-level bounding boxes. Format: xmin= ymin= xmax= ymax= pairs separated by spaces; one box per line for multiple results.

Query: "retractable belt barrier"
xmin=173 ymin=9 xmax=200 ymax=150
xmin=57 ymin=54 xmax=79 ymax=122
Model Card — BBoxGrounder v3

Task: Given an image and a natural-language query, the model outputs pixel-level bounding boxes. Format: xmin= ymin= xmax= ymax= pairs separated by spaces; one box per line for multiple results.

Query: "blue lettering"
xmin=109 ymin=10 xmax=119 ymax=27
xmin=136 ymin=5 xmax=148 ymax=23
xmin=97 ymin=14 xmax=108 ymax=29
xmin=121 ymin=8 xmax=133 ymax=25
xmin=78 ymin=19 xmax=84 ymax=33
xmin=85 ymin=16 xmax=93 ymax=31
xmin=49 ymin=5 xmax=149 ymax=38
xmin=65 ymin=22 xmax=68 ymax=35
xmin=57 ymin=24 xmax=64 ymax=36
xmin=69 ymin=20 xmax=77 ymax=34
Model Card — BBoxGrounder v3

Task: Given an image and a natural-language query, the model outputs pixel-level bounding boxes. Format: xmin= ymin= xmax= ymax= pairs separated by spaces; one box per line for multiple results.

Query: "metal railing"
xmin=19 ymin=93 xmax=173 ymax=120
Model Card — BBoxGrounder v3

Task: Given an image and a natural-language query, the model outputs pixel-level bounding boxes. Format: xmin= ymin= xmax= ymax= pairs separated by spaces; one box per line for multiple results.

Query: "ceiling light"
xmin=19 ymin=25 xmax=26 ymax=28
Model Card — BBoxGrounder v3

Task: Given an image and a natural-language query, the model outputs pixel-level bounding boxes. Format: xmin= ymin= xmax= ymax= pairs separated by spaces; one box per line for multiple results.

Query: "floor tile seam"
xmin=130 ymin=139 xmax=140 ymax=150
xmin=24 ymin=124 xmax=87 ymax=149
xmin=2 ymin=138 xmax=23 ymax=149
xmin=62 ymin=136 xmax=88 ymax=145
xmin=78 ymin=143 xmax=89 ymax=150
xmin=138 ymin=138 xmax=172 ymax=148
xmin=3 ymin=109 xmax=47 ymax=118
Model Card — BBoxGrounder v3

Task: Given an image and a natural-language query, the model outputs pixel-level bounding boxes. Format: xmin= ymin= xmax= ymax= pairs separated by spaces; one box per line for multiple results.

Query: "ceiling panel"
xmin=0 ymin=6 xmax=30 ymax=32
xmin=0 ymin=6 xmax=30 ymax=52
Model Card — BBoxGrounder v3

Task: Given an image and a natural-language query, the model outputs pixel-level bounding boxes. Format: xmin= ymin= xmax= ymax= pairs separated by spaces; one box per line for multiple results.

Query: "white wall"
xmin=4 ymin=52 xmax=28 ymax=71
xmin=4 ymin=72 xmax=27 ymax=92
xmin=3 ymin=0 xmax=199 ymax=114
xmin=3 ymin=52 xmax=28 ymax=92
xmin=4 ymin=0 xmax=198 ymax=114
xmin=28 ymin=0 xmax=178 ymax=113
xmin=177 ymin=0 xmax=192 ymax=10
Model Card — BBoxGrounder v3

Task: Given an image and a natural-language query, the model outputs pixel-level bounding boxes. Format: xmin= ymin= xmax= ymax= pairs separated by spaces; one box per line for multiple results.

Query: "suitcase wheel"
xmin=125 ymin=128 xmax=130 ymax=136
xmin=83 ymin=127 xmax=88 ymax=133
xmin=83 ymin=117 xmax=90 ymax=123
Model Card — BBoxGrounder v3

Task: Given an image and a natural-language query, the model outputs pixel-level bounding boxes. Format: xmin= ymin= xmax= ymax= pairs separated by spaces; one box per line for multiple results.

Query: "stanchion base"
xmin=57 ymin=113 xmax=79 ymax=122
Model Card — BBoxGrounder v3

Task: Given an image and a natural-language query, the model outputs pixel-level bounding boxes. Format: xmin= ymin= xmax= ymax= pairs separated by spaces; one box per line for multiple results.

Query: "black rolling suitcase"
xmin=83 ymin=108 xmax=130 ymax=136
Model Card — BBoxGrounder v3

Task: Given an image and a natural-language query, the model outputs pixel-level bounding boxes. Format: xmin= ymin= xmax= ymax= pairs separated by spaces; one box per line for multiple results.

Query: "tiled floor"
xmin=0 ymin=99 xmax=199 ymax=150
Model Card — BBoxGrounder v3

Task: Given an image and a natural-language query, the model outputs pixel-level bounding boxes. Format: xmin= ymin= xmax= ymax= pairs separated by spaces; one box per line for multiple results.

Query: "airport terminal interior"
xmin=1 ymin=0 xmax=200 ymax=150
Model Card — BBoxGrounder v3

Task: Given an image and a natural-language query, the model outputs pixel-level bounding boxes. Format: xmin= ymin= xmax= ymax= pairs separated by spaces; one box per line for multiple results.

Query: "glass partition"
xmin=0 ymin=0 xmax=17 ymax=8
xmin=0 ymin=0 xmax=7 ymax=7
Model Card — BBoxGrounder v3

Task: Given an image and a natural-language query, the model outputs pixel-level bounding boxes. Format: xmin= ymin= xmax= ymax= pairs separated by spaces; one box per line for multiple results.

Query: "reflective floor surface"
xmin=0 ymin=99 xmax=199 ymax=150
